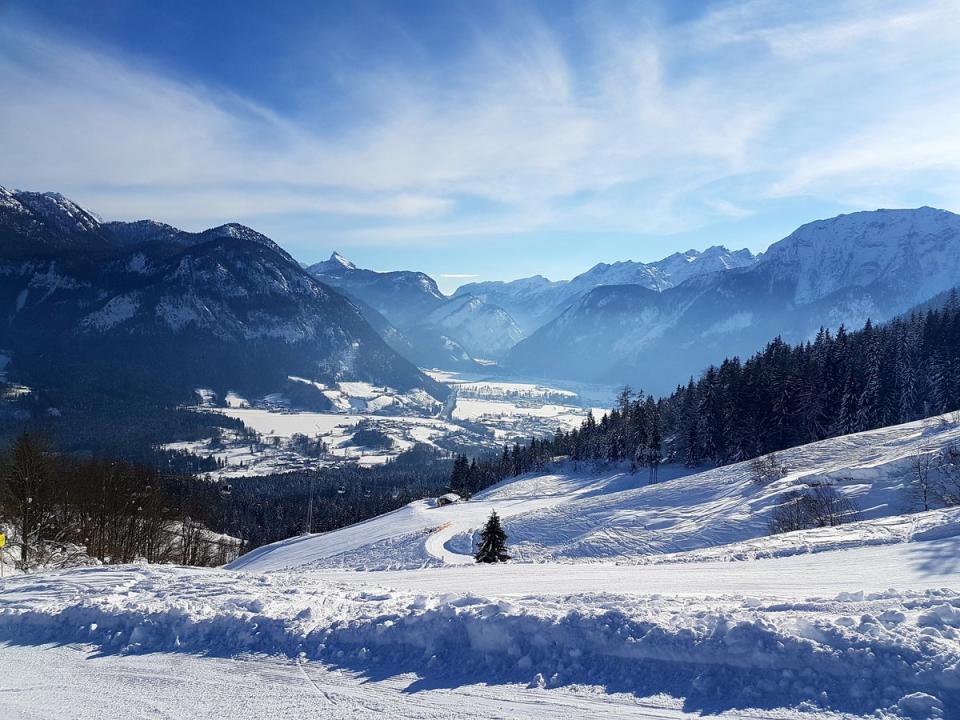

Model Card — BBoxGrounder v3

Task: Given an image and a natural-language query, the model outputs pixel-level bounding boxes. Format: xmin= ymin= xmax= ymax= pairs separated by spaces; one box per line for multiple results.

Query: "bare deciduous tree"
xmin=910 ymin=449 xmax=937 ymax=512
xmin=935 ymin=442 xmax=960 ymax=506
xmin=0 ymin=434 xmax=240 ymax=571
xmin=751 ymin=452 xmax=787 ymax=485
xmin=769 ymin=482 xmax=859 ymax=534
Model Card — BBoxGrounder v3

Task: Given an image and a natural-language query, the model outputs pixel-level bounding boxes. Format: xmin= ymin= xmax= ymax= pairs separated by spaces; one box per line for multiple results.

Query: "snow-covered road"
xmin=3 ymin=531 xmax=959 ymax=720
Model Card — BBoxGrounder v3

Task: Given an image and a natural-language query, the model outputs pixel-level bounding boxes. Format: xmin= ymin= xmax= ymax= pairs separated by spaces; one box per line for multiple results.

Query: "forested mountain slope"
xmin=0 ymin=188 xmax=446 ymax=447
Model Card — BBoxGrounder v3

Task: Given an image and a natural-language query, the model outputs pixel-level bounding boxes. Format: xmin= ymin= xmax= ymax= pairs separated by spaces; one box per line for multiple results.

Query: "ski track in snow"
xmin=2 ymin=643 xmax=784 ymax=720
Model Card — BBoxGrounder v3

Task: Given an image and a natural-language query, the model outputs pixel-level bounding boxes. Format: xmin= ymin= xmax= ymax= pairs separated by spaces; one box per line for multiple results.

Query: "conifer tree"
xmin=449 ymin=455 xmax=469 ymax=496
xmin=475 ymin=510 xmax=510 ymax=563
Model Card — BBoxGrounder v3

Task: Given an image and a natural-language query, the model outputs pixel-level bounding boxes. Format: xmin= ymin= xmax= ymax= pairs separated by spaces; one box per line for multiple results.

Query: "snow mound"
xmin=2 ymin=565 xmax=959 ymax=718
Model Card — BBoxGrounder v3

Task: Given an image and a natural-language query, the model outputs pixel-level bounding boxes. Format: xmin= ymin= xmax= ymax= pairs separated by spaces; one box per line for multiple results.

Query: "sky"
xmin=2 ymin=0 xmax=959 ymax=293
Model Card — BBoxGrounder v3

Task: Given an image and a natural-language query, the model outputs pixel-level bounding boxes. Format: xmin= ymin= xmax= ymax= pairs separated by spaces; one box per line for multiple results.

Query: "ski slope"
xmin=5 ymin=414 xmax=960 ymax=719
xmin=314 ymin=534 xmax=960 ymax=598
xmin=233 ymin=413 xmax=960 ymax=572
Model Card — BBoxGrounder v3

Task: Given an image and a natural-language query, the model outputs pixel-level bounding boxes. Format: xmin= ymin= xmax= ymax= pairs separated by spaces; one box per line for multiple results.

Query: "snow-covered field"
xmin=5 ymin=414 xmax=960 ymax=719
xmin=424 ymin=368 xmax=619 ymax=408
xmin=179 ymin=371 xmax=616 ymax=478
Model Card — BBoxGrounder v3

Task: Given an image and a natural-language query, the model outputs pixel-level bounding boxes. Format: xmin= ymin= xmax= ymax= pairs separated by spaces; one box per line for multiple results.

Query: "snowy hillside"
xmin=232 ymin=412 xmax=960 ymax=572
xmin=3 ymin=415 xmax=960 ymax=719
xmin=424 ymin=295 xmax=524 ymax=360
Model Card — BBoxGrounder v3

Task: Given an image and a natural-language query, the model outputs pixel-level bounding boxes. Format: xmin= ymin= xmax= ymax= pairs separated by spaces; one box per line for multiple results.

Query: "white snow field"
xmin=177 ymin=372 xmax=616 ymax=478
xmin=4 ymin=414 xmax=960 ymax=719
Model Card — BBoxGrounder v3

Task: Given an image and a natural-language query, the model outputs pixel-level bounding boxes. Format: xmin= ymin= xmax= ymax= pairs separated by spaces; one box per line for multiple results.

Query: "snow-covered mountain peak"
xmin=307 ymin=251 xmax=363 ymax=277
xmin=329 ymin=251 xmax=356 ymax=270
xmin=202 ymin=223 xmax=265 ymax=242
xmin=760 ymin=206 xmax=960 ymax=305
xmin=565 ymin=245 xmax=758 ymax=297
xmin=196 ymin=223 xmax=296 ymax=263
xmin=652 ymin=245 xmax=758 ymax=286
xmin=11 ymin=189 xmax=103 ymax=235
xmin=0 ymin=186 xmax=28 ymax=214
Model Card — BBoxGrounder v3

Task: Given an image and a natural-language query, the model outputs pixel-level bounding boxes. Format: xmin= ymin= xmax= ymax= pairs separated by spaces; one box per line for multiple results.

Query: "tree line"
xmin=171 ymin=443 xmax=454 ymax=550
xmin=662 ymin=296 xmax=960 ymax=465
xmin=0 ymin=435 xmax=459 ymax=568
xmin=0 ymin=434 xmax=240 ymax=570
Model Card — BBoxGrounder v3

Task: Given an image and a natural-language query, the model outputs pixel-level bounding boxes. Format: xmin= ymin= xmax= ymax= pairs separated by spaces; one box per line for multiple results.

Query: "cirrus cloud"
xmin=1 ymin=0 xmax=958 ymax=257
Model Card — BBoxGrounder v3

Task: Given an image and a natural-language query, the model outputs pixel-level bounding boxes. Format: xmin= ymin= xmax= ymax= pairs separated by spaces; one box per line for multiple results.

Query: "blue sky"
xmin=2 ymin=1 xmax=958 ymax=292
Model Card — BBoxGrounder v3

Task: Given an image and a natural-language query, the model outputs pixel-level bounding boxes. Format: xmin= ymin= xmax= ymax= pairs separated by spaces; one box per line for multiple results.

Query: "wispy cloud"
xmin=1 ymin=0 xmax=958 ymax=248
xmin=705 ymin=199 xmax=756 ymax=220
xmin=440 ymin=273 xmax=479 ymax=279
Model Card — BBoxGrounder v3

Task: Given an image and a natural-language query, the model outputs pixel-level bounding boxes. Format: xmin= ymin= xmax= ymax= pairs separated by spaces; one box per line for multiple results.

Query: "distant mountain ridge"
xmin=454 ymin=245 xmax=758 ymax=331
xmin=508 ymin=207 xmax=960 ymax=392
xmin=6 ymin=184 xmax=957 ymax=408
xmin=307 ymin=252 xmax=523 ymax=366
xmin=309 ymin=209 xmax=960 ymax=394
xmin=307 ymin=245 xmax=758 ymax=365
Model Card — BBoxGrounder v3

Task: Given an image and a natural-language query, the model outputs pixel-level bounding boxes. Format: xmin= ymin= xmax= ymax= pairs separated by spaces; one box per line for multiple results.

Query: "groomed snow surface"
xmin=5 ymin=414 xmax=960 ymax=719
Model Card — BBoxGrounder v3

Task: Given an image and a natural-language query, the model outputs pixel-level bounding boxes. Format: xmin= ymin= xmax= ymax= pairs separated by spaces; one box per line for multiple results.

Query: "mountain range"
xmin=307 ymin=253 xmax=523 ymax=366
xmin=307 ymin=244 xmax=760 ymax=369
xmin=509 ymin=207 xmax=960 ymax=391
xmin=0 ymin=186 xmax=446 ymax=416
xmin=453 ymin=245 xmax=758 ymax=332
xmin=309 ymin=208 xmax=960 ymax=392
xmin=4 ymin=185 xmax=960 ymax=410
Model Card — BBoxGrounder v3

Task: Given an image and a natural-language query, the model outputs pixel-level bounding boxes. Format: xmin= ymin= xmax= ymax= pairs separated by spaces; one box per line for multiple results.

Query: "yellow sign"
xmin=0 ymin=533 xmax=5 ymax=548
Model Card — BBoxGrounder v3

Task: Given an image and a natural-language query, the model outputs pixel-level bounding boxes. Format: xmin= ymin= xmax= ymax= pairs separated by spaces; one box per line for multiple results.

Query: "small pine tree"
xmin=475 ymin=510 xmax=510 ymax=563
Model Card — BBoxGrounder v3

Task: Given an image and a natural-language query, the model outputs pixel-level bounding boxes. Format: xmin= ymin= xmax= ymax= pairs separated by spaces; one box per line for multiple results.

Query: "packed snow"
xmin=2 ymin=551 xmax=958 ymax=719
